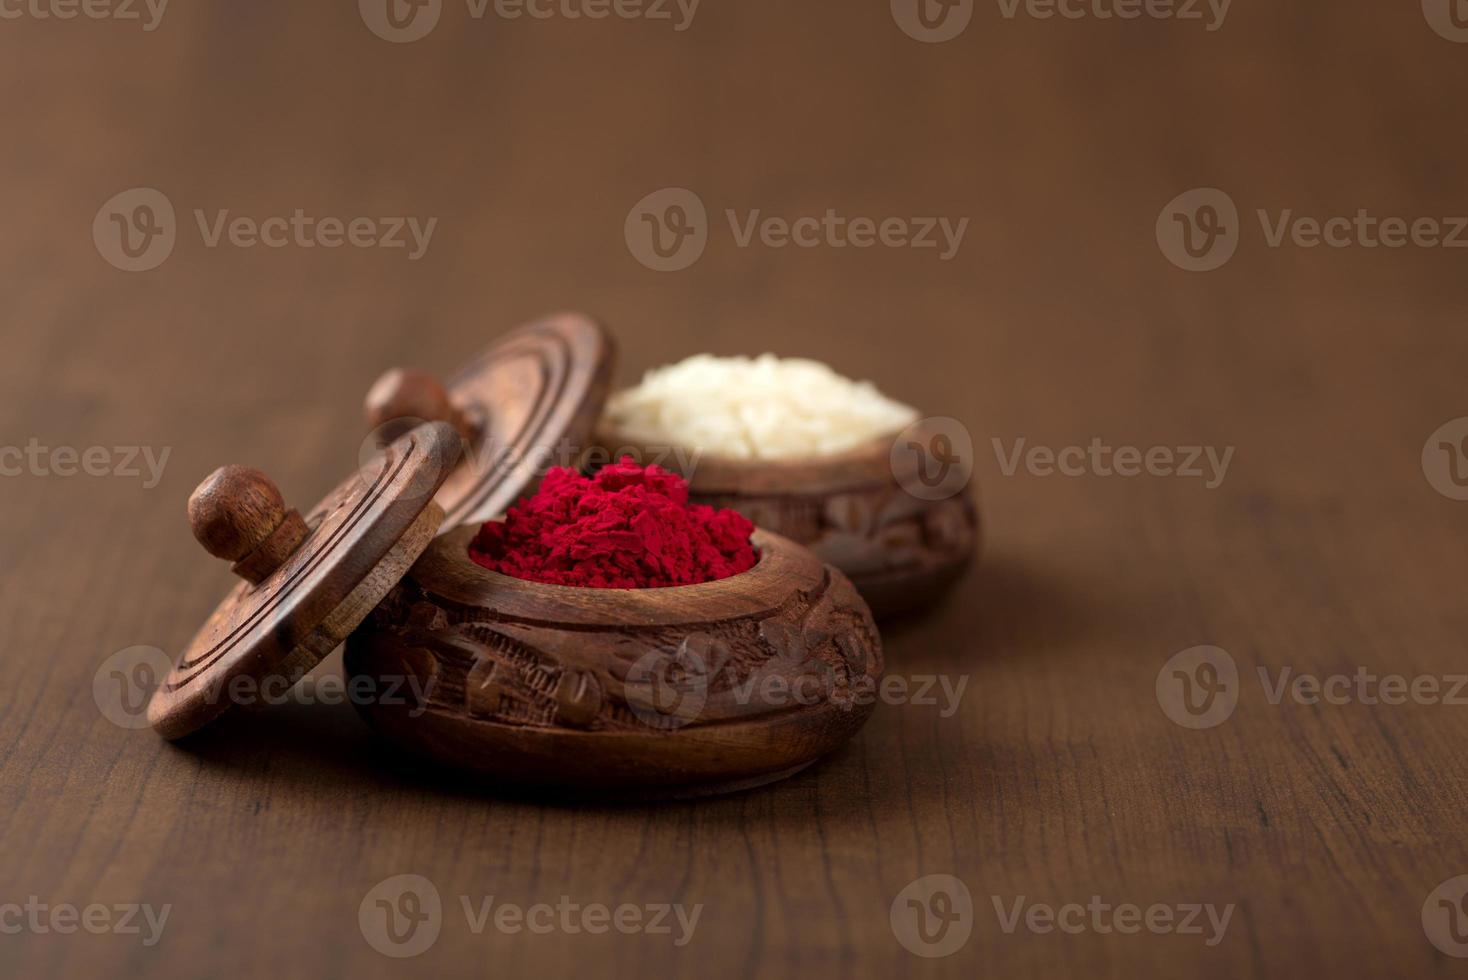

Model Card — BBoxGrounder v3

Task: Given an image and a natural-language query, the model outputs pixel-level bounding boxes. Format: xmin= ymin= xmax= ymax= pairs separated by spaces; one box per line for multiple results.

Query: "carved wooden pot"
xmin=345 ymin=527 xmax=884 ymax=798
xmin=593 ymin=431 xmax=979 ymax=618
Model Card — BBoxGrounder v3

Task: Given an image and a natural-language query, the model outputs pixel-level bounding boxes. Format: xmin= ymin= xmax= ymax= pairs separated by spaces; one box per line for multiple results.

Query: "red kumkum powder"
xmin=468 ymin=457 xmax=757 ymax=589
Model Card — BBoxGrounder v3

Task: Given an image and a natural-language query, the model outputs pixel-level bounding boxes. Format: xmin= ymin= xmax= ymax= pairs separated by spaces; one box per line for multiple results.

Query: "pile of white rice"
xmin=602 ymin=354 xmax=919 ymax=460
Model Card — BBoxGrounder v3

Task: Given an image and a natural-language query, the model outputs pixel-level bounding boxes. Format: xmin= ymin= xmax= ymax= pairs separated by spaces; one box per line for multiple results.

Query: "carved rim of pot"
xmin=409 ymin=525 xmax=830 ymax=624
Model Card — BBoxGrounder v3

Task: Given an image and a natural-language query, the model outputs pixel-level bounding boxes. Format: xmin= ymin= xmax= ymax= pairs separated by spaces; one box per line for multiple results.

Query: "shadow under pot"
xmin=594 ymin=429 xmax=980 ymax=619
xmin=345 ymin=526 xmax=884 ymax=799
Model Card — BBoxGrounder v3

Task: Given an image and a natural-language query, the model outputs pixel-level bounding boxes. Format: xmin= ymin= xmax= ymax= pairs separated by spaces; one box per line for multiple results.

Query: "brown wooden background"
xmin=4 ymin=1 xmax=1468 ymax=977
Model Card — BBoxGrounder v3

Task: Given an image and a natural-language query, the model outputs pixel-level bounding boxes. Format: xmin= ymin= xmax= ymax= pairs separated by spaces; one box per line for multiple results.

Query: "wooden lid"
xmin=148 ymin=422 xmax=461 ymax=740
xmin=363 ymin=313 xmax=615 ymax=530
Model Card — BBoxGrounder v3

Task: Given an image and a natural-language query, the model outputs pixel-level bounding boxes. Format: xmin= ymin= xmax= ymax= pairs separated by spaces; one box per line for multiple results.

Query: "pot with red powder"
xmin=346 ymin=456 xmax=884 ymax=798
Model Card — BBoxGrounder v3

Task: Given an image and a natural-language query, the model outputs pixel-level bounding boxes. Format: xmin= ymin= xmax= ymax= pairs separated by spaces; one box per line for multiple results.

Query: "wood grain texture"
xmin=2 ymin=1 xmax=1468 ymax=978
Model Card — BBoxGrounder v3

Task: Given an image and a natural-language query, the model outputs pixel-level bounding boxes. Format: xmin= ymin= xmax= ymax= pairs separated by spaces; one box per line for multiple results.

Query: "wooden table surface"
xmin=4 ymin=1 xmax=1468 ymax=977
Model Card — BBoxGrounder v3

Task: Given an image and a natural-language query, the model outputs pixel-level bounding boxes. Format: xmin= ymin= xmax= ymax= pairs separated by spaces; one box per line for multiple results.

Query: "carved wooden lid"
xmin=148 ymin=422 xmax=461 ymax=740
xmin=362 ymin=313 xmax=615 ymax=531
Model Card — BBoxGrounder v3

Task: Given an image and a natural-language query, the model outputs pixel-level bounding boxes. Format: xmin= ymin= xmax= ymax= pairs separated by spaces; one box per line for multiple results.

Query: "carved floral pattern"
xmin=356 ymin=566 xmax=883 ymax=735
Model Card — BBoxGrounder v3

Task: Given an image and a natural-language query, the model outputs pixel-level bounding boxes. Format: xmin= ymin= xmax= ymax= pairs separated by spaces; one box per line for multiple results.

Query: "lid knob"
xmin=364 ymin=367 xmax=477 ymax=444
xmin=187 ymin=465 xmax=311 ymax=585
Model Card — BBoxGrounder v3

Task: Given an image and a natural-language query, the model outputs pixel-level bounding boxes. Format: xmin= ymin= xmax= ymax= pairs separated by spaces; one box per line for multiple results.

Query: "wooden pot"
xmin=345 ymin=527 xmax=884 ymax=798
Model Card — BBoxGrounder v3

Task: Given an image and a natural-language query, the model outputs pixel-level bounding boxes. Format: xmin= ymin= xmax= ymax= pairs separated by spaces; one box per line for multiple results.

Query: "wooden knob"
xmin=188 ymin=465 xmax=310 ymax=585
xmin=364 ymin=367 xmax=476 ymax=444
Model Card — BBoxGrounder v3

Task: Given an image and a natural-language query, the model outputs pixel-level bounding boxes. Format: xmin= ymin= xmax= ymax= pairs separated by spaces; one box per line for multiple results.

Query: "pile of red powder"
xmin=468 ymin=458 xmax=757 ymax=589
